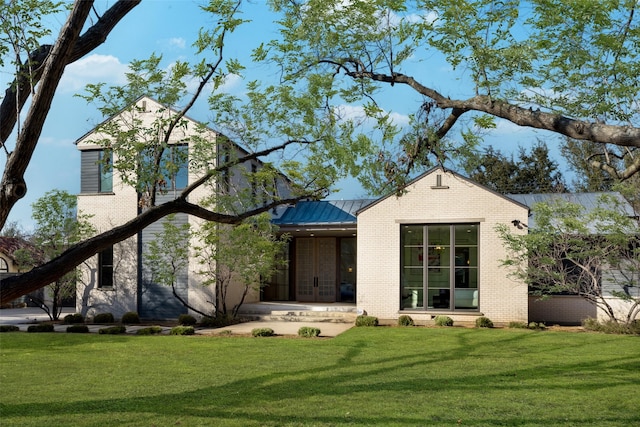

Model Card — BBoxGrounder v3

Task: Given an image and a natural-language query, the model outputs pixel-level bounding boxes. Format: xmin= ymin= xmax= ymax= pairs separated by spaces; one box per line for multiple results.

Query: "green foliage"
xmin=63 ymin=313 xmax=85 ymax=324
xmin=528 ymin=322 xmax=546 ymax=330
xmin=464 ymin=142 xmax=566 ymax=194
xmin=355 ymin=315 xmax=379 ymax=327
xmin=121 ymin=312 xmax=141 ymax=324
xmin=497 ymin=195 xmax=640 ymax=325
xmin=199 ymin=314 xmax=236 ymax=328
xmin=93 ymin=313 xmax=115 ymax=324
xmin=170 ymin=326 xmax=195 ymax=336
xmin=0 ymin=325 xmax=20 ymax=332
xmin=297 ymin=326 xmax=321 ymax=338
xmin=397 ymin=315 xmax=414 ymax=327
xmin=251 ymin=327 xmax=275 ymax=337
xmin=27 ymin=324 xmax=54 ymax=333
xmin=475 ymin=317 xmax=494 ymax=328
xmin=582 ymin=318 xmax=640 ymax=335
xmin=98 ymin=325 xmax=127 ymax=335
xmin=178 ymin=314 xmax=197 ymax=326
xmin=136 ymin=326 xmax=164 ymax=336
xmin=66 ymin=325 xmax=89 ymax=333
xmin=434 ymin=315 xmax=453 ymax=327
xmin=508 ymin=321 xmax=528 ymax=329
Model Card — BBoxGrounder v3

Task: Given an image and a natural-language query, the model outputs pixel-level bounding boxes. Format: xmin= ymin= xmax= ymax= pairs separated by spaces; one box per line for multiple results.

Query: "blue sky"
xmin=2 ymin=0 xmax=551 ymax=232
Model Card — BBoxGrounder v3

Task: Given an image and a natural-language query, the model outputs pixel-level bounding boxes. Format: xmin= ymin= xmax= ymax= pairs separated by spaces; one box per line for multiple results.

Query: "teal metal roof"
xmin=273 ymin=200 xmax=374 ymax=226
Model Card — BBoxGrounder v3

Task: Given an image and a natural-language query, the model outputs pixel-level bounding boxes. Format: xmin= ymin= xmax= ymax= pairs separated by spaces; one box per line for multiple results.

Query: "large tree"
xmin=268 ymin=0 xmax=640 ymax=191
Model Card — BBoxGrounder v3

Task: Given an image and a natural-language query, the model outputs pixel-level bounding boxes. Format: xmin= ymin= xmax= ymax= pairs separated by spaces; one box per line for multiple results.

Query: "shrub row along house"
xmin=73 ymin=97 xmax=638 ymax=325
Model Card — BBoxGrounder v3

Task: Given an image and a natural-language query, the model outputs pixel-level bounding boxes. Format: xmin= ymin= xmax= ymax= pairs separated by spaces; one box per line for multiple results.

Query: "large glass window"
xmin=98 ymin=247 xmax=114 ymax=288
xmin=401 ymin=224 xmax=479 ymax=311
xmin=0 ymin=258 xmax=8 ymax=273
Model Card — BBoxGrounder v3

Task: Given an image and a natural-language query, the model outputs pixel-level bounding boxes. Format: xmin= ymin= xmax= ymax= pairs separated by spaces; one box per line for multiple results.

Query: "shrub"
xmin=170 ymin=326 xmax=195 ymax=335
xmin=121 ymin=311 xmax=140 ymax=324
xmin=136 ymin=326 xmax=163 ymax=335
xmin=27 ymin=323 xmax=55 ymax=332
xmin=63 ymin=313 xmax=84 ymax=324
xmin=0 ymin=325 xmax=20 ymax=332
xmin=475 ymin=316 xmax=494 ymax=328
xmin=355 ymin=315 xmax=379 ymax=327
xmin=93 ymin=312 xmax=115 ymax=324
xmin=298 ymin=326 xmax=321 ymax=337
xmin=582 ymin=318 xmax=640 ymax=335
xmin=178 ymin=314 xmax=197 ymax=326
xmin=251 ymin=327 xmax=275 ymax=337
xmin=66 ymin=325 xmax=89 ymax=333
xmin=98 ymin=325 xmax=127 ymax=335
xmin=200 ymin=314 xmax=236 ymax=328
xmin=508 ymin=321 xmax=528 ymax=329
xmin=528 ymin=321 xmax=546 ymax=330
xmin=434 ymin=315 xmax=454 ymax=327
xmin=397 ymin=315 xmax=414 ymax=327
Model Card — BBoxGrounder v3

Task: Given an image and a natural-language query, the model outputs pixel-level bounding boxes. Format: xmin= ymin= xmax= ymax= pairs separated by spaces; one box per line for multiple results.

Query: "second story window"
xmin=99 ymin=150 xmax=113 ymax=193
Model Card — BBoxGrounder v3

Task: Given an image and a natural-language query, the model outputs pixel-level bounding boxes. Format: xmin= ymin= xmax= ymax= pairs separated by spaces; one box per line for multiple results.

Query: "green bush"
xmin=508 ymin=321 xmax=528 ymax=329
xmin=199 ymin=314 xmax=236 ymax=328
xmin=0 ymin=325 xmax=20 ymax=332
xmin=121 ymin=311 xmax=140 ymax=324
xmin=582 ymin=318 xmax=640 ymax=335
xmin=298 ymin=326 xmax=321 ymax=337
xmin=475 ymin=316 xmax=494 ymax=328
xmin=136 ymin=326 xmax=163 ymax=335
xmin=434 ymin=315 xmax=453 ymax=327
xmin=27 ymin=324 xmax=55 ymax=332
xmin=397 ymin=315 xmax=414 ymax=327
xmin=170 ymin=326 xmax=195 ymax=335
xmin=252 ymin=327 xmax=275 ymax=337
xmin=63 ymin=313 xmax=85 ymax=324
xmin=93 ymin=312 xmax=115 ymax=324
xmin=178 ymin=314 xmax=197 ymax=326
xmin=98 ymin=325 xmax=127 ymax=335
xmin=528 ymin=321 xmax=546 ymax=330
xmin=355 ymin=315 xmax=379 ymax=327
xmin=66 ymin=325 xmax=90 ymax=333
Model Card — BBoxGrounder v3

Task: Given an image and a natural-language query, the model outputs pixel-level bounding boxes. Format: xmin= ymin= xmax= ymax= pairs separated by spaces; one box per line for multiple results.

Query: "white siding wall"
xmin=357 ymin=169 xmax=529 ymax=324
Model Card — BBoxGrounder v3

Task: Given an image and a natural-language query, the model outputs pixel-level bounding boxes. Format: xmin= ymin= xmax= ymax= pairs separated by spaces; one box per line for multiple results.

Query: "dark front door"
xmin=295 ymin=237 xmax=337 ymax=302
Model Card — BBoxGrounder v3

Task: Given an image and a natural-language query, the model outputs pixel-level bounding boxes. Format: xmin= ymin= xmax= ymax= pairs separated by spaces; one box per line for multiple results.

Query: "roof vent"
xmin=431 ymin=174 xmax=449 ymax=189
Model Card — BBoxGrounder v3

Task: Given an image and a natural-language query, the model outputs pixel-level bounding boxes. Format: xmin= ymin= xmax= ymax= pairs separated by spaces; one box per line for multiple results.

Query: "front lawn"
xmin=1 ymin=327 xmax=638 ymax=426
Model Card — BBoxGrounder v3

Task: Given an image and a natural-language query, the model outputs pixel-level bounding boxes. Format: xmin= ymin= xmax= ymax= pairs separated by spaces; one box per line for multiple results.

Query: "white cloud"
xmin=60 ymin=54 xmax=128 ymax=93
xmin=167 ymin=37 xmax=186 ymax=50
xmin=335 ymin=104 xmax=410 ymax=128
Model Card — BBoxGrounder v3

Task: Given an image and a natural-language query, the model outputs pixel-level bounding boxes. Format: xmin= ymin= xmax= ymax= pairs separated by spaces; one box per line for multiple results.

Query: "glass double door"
xmin=295 ymin=237 xmax=337 ymax=302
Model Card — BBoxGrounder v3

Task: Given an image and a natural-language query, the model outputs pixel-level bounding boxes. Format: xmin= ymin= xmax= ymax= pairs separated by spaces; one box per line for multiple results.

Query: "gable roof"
xmin=356 ymin=166 xmax=530 ymax=215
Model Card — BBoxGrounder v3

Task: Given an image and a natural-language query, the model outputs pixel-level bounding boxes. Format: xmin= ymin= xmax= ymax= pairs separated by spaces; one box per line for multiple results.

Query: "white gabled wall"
xmin=356 ymin=168 xmax=529 ymax=324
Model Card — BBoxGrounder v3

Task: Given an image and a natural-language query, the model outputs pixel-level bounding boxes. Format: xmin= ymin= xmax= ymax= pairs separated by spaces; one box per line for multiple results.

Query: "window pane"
xmin=98 ymin=247 xmax=114 ymax=288
xmin=99 ymin=151 xmax=113 ymax=193
xmin=427 ymin=246 xmax=450 ymax=267
xmin=402 ymin=267 xmax=423 ymax=309
xmin=172 ymin=145 xmax=188 ymax=190
xmin=428 ymin=225 xmax=449 ymax=245
xmin=428 ymin=288 xmax=450 ymax=309
xmin=402 ymin=225 xmax=423 ymax=245
xmin=454 ymin=287 xmax=478 ymax=309
xmin=403 ymin=247 xmax=424 ymax=267
xmin=454 ymin=224 xmax=478 ymax=245
xmin=455 ymin=247 xmax=477 ymax=268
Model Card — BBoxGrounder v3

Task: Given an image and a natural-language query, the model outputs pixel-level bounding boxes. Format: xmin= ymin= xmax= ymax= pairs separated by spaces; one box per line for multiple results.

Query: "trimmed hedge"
xmin=178 ymin=314 xmax=197 ymax=326
xmin=136 ymin=326 xmax=163 ymax=335
xmin=27 ymin=324 xmax=54 ymax=333
xmin=63 ymin=313 xmax=85 ymax=324
xmin=355 ymin=315 xmax=379 ymax=327
xmin=475 ymin=316 xmax=494 ymax=328
xmin=0 ymin=325 xmax=20 ymax=332
xmin=398 ymin=315 xmax=414 ymax=327
xmin=121 ymin=311 xmax=140 ymax=324
xmin=298 ymin=326 xmax=321 ymax=338
xmin=170 ymin=326 xmax=195 ymax=335
xmin=251 ymin=327 xmax=275 ymax=337
xmin=93 ymin=312 xmax=115 ymax=324
xmin=98 ymin=325 xmax=127 ymax=335
xmin=434 ymin=315 xmax=453 ymax=327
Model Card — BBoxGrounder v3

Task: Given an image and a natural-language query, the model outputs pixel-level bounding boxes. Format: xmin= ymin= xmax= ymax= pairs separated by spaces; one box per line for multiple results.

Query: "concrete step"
xmin=238 ymin=304 xmax=358 ymax=324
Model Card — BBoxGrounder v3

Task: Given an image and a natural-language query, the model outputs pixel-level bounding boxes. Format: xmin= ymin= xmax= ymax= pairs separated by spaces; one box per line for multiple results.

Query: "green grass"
xmin=1 ymin=327 xmax=639 ymax=426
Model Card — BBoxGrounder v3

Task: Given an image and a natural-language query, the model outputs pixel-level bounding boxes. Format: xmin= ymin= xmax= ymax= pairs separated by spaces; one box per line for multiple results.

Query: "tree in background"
xmin=269 ymin=0 xmax=640 ymax=191
xmin=464 ymin=141 xmax=566 ymax=193
xmin=194 ymin=213 xmax=288 ymax=321
xmin=14 ymin=190 xmax=95 ymax=320
xmin=497 ymin=195 xmax=640 ymax=326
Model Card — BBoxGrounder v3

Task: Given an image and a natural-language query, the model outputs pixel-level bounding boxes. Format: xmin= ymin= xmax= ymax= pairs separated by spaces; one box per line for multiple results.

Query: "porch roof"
xmin=273 ymin=199 xmax=374 ymax=226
